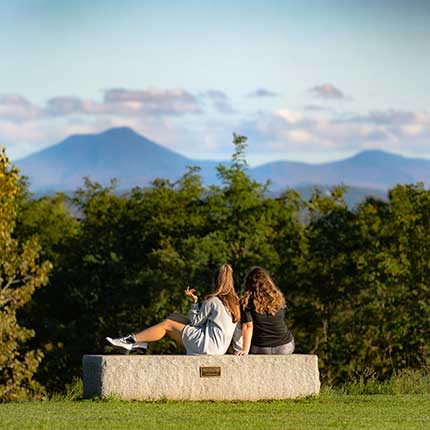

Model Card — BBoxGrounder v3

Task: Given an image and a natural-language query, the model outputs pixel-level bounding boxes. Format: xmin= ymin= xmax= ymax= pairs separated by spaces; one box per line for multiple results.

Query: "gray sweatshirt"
xmin=181 ymin=297 xmax=238 ymax=355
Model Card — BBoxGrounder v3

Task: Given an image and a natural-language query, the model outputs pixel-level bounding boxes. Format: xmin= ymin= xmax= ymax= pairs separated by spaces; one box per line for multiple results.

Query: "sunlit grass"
xmin=1 ymin=394 xmax=430 ymax=430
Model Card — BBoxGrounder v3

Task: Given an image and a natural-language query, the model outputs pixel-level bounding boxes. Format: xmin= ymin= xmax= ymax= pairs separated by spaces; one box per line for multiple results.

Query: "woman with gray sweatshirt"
xmin=106 ymin=263 xmax=240 ymax=355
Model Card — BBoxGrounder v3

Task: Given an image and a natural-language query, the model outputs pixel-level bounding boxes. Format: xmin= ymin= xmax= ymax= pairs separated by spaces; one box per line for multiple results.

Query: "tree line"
xmin=1 ymin=135 xmax=429 ymax=401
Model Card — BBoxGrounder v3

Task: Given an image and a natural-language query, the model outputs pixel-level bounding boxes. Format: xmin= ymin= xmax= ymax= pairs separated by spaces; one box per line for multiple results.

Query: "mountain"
xmin=16 ymin=127 xmax=220 ymax=192
xmin=251 ymin=150 xmax=430 ymax=191
xmin=15 ymin=127 xmax=430 ymax=200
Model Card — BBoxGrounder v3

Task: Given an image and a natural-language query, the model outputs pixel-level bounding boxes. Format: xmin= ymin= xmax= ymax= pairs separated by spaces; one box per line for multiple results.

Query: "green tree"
xmin=375 ymin=185 xmax=430 ymax=371
xmin=334 ymin=189 xmax=430 ymax=381
xmin=0 ymin=149 xmax=52 ymax=401
xmin=210 ymin=134 xmax=282 ymax=283
xmin=15 ymin=191 xmax=79 ymax=264
xmin=293 ymin=186 xmax=363 ymax=383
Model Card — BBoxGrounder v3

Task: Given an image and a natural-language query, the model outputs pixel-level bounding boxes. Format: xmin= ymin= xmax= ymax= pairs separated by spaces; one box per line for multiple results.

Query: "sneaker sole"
xmin=131 ymin=348 xmax=147 ymax=355
xmin=111 ymin=345 xmax=131 ymax=355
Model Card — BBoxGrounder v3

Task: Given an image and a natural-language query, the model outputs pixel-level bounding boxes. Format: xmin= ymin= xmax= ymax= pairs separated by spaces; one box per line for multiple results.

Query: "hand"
xmin=184 ymin=286 xmax=198 ymax=304
xmin=235 ymin=350 xmax=249 ymax=356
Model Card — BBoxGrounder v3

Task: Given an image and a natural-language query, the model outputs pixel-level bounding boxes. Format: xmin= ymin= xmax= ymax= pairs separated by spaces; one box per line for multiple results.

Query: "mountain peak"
xmin=15 ymin=126 xmax=195 ymax=191
xmin=99 ymin=126 xmax=141 ymax=138
xmin=350 ymin=149 xmax=404 ymax=162
xmin=61 ymin=126 xmax=147 ymax=146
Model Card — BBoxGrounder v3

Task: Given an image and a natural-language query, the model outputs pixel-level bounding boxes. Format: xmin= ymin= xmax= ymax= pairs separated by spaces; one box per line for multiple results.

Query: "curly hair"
xmin=206 ymin=263 xmax=240 ymax=323
xmin=241 ymin=267 xmax=286 ymax=315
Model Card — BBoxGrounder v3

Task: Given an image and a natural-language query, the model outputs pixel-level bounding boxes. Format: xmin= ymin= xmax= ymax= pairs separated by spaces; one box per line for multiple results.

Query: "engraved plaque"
xmin=200 ymin=366 xmax=221 ymax=377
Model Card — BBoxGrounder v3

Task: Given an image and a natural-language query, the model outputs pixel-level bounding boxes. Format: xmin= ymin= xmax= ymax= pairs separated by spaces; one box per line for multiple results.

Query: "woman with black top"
xmin=236 ymin=266 xmax=294 ymax=355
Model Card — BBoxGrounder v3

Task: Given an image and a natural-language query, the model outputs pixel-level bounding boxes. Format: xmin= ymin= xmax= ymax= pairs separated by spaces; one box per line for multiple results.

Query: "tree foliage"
xmin=0 ymin=149 xmax=52 ymax=402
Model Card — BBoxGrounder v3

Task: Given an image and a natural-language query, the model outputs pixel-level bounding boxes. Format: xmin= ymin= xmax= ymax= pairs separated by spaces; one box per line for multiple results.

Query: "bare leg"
xmin=134 ymin=319 xmax=186 ymax=345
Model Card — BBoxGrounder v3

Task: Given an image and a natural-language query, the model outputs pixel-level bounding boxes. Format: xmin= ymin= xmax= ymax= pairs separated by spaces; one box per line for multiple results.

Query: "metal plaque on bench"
xmin=199 ymin=366 xmax=221 ymax=377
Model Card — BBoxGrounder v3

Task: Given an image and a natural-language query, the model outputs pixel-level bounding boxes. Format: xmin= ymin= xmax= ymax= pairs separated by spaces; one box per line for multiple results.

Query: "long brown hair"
xmin=242 ymin=266 xmax=286 ymax=315
xmin=206 ymin=263 xmax=240 ymax=323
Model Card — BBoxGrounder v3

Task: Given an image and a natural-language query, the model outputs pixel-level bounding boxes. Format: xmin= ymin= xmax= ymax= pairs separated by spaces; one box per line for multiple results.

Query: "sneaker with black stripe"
xmin=105 ymin=334 xmax=147 ymax=354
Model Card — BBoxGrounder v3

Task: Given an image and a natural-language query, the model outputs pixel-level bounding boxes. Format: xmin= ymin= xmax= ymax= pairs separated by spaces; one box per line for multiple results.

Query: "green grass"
xmin=1 ymin=395 xmax=430 ymax=430
xmin=333 ymin=368 xmax=430 ymax=396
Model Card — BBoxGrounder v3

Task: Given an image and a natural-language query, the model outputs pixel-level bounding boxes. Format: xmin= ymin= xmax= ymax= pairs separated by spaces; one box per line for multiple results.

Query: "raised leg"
xmin=134 ymin=319 xmax=186 ymax=345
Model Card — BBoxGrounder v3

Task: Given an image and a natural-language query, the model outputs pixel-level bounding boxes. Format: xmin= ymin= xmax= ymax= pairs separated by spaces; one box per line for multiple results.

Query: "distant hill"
xmin=15 ymin=127 xmax=430 ymax=205
xmin=16 ymin=127 xmax=219 ymax=192
xmin=250 ymin=150 xmax=430 ymax=191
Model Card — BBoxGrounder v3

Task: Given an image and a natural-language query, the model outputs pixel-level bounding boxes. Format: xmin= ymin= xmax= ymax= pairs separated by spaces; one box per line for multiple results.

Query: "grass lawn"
xmin=1 ymin=395 xmax=430 ymax=430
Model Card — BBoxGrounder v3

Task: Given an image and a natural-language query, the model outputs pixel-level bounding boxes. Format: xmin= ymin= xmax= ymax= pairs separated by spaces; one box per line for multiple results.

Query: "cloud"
xmin=285 ymin=129 xmax=314 ymax=143
xmin=205 ymin=90 xmax=228 ymax=100
xmin=304 ymin=104 xmax=334 ymax=113
xmin=238 ymin=107 xmax=430 ymax=156
xmin=338 ymin=109 xmax=421 ymax=125
xmin=247 ymin=88 xmax=278 ymax=98
xmin=204 ymin=90 xmax=235 ymax=114
xmin=334 ymin=110 xmax=430 ymax=141
xmin=2 ymin=88 xmax=430 ymax=163
xmin=0 ymin=94 xmax=42 ymax=122
xmin=103 ymin=88 xmax=202 ymax=115
xmin=1 ymin=88 xmax=206 ymax=124
xmin=45 ymin=96 xmax=85 ymax=116
xmin=309 ymin=83 xmax=347 ymax=100
xmin=277 ymin=109 xmax=306 ymax=125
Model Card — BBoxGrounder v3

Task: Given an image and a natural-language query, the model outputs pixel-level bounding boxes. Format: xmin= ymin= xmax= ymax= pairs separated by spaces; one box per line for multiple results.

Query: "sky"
xmin=1 ymin=0 xmax=429 ymax=165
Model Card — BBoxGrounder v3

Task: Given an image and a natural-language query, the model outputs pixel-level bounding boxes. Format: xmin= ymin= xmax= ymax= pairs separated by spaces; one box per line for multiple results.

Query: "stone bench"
xmin=83 ymin=354 xmax=320 ymax=401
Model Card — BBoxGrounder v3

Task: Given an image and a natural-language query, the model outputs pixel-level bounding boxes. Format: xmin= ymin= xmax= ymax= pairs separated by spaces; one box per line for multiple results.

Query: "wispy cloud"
xmin=247 ymin=88 xmax=278 ymax=98
xmin=103 ymin=88 xmax=202 ymax=115
xmin=45 ymin=96 xmax=85 ymax=116
xmin=0 ymin=88 xmax=239 ymax=124
xmin=304 ymin=104 xmax=334 ymax=113
xmin=2 ymin=88 xmax=430 ymax=163
xmin=238 ymin=107 xmax=430 ymax=156
xmin=203 ymin=90 xmax=235 ymax=114
xmin=309 ymin=83 xmax=348 ymax=100
xmin=0 ymin=94 xmax=42 ymax=122
xmin=337 ymin=110 xmax=422 ymax=126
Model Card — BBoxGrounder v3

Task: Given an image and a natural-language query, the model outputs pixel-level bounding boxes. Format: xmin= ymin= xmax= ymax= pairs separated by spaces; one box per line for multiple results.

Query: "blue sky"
xmin=1 ymin=0 xmax=429 ymax=164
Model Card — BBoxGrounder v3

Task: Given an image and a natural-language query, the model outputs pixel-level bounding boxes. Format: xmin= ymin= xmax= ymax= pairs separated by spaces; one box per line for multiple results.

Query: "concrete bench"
xmin=83 ymin=354 xmax=320 ymax=401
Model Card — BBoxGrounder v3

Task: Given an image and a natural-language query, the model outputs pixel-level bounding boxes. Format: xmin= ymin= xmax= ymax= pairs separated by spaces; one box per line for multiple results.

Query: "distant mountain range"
xmin=15 ymin=127 xmax=219 ymax=191
xmin=15 ymin=127 xmax=430 ymax=204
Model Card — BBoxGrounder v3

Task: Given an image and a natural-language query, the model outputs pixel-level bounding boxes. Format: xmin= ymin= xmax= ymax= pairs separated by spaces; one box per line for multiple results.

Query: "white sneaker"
xmin=106 ymin=334 xmax=147 ymax=353
xmin=131 ymin=344 xmax=148 ymax=355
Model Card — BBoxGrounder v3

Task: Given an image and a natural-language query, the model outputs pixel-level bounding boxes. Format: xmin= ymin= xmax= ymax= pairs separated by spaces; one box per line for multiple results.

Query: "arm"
xmin=188 ymin=299 xmax=214 ymax=327
xmin=236 ymin=321 xmax=253 ymax=355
